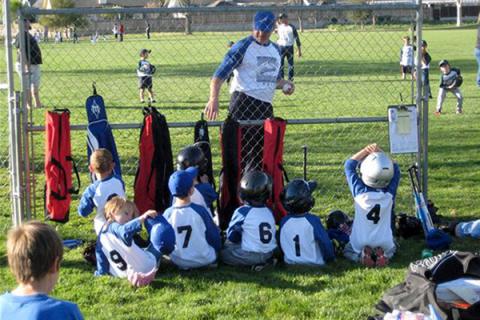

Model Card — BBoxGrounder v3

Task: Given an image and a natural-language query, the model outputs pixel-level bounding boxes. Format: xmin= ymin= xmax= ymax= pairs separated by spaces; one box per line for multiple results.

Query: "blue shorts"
xmin=138 ymin=76 xmax=153 ymax=90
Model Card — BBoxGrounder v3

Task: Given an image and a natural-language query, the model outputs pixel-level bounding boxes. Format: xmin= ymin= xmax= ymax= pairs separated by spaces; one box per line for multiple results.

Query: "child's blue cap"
xmin=168 ymin=167 xmax=198 ymax=197
xmin=253 ymin=11 xmax=275 ymax=33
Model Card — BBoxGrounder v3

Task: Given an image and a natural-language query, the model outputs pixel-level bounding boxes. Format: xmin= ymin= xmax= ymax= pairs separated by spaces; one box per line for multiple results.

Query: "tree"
xmin=348 ymin=0 xmax=373 ymax=28
xmin=1 ymin=0 xmax=23 ymax=23
xmin=39 ymin=0 xmax=86 ymax=29
xmin=287 ymin=0 xmax=304 ymax=32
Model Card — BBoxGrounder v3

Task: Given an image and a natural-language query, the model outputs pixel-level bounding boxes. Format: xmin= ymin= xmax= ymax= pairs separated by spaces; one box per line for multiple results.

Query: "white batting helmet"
xmin=359 ymin=152 xmax=394 ymax=189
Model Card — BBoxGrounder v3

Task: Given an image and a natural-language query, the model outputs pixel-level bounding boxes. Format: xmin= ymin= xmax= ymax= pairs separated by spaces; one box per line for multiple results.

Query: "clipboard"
xmin=388 ymin=104 xmax=419 ymax=154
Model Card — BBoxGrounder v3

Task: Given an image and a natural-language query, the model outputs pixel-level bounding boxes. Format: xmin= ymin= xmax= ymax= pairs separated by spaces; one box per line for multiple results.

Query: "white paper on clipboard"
xmin=388 ymin=105 xmax=419 ymax=154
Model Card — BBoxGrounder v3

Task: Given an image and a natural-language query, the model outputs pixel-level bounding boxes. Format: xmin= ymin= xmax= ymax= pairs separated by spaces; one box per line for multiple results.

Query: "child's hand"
xmin=199 ymin=174 xmax=209 ymax=183
xmin=141 ymin=210 xmax=158 ymax=221
xmin=364 ymin=143 xmax=380 ymax=154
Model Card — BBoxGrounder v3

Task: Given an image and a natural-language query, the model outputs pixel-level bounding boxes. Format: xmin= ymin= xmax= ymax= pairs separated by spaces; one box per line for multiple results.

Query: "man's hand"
xmin=298 ymin=48 xmax=302 ymax=58
xmin=204 ymin=98 xmax=219 ymax=120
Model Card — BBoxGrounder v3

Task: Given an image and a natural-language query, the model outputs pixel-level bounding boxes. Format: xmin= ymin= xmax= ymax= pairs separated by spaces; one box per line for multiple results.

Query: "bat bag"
xmin=44 ymin=109 xmax=80 ymax=223
xmin=218 ymin=116 xmax=242 ymax=230
xmin=134 ymin=107 xmax=173 ymax=214
xmin=194 ymin=116 xmax=215 ymax=188
xmin=262 ymin=118 xmax=288 ymax=223
xmin=86 ymin=93 xmax=122 ymax=181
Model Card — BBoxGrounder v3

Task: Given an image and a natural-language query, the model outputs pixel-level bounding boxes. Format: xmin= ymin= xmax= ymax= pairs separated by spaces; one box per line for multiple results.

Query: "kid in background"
xmin=417 ymin=40 xmax=432 ymax=99
xmin=95 ymin=197 xmax=175 ymax=287
xmin=221 ymin=171 xmax=277 ymax=270
xmin=164 ymin=167 xmax=221 ymax=269
xmin=78 ymin=148 xmax=125 ymax=235
xmin=279 ymin=179 xmax=334 ymax=266
xmin=0 ymin=221 xmax=83 ymax=320
xmin=435 ymin=60 xmax=463 ymax=115
xmin=137 ymin=48 xmax=156 ymax=104
xmin=399 ymin=36 xmax=414 ymax=80
xmin=343 ymin=144 xmax=400 ymax=267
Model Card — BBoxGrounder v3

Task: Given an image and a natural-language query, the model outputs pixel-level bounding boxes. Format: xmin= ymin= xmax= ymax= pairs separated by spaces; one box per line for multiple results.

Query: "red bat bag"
xmin=44 ymin=109 xmax=80 ymax=223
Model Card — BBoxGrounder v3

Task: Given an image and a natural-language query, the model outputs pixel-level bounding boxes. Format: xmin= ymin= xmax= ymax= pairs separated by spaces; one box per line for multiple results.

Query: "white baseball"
xmin=282 ymin=82 xmax=293 ymax=93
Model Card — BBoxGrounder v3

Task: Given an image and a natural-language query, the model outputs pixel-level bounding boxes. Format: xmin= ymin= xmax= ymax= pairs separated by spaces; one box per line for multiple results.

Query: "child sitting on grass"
xmin=164 ymin=167 xmax=221 ymax=270
xmin=343 ymin=144 xmax=400 ymax=268
xmin=279 ymin=179 xmax=335 ymax=266
xmin=96 ymin=197 xmax=175 ymax=287
xmin=0 ymin=221 xmax=84 ymax=319
xmin=221 ymin=170 xmax=277 ymax=270
xmin=78 ymin=148 xmax=125 ymax=235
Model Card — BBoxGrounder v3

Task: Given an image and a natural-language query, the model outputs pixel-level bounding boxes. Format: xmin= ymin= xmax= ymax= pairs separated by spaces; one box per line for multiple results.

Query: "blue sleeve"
xmin=213 ymin=36 xmax=252 ymax=80
xmin=227 ymin=206 xmax=250 ymax=243
xmin=108 ymin=219 xmax=143 ymax=246
xmin=94 ymin=237 xmax=110 ymax=276
xmin=193 ymin=204 xmax=221 ymax=251
xmin=195 ymin=183 xmax=218 ymax=208
xmin=291 ymin=24 xmax=301 ymax=47
xmin=64 ymin=302 xmax=84 ymax=320
xmin=344 ymin=159 xmax=368 ymax=197
xmin=306 ymin=214 xmax=335 ymax=263
xmin=78 ymin=183 xmax=98 ymax=217
xmin=386 ymin=163 xmax=401 ymax=198
xmin=147 ymin=215 xmax=176 ymax=255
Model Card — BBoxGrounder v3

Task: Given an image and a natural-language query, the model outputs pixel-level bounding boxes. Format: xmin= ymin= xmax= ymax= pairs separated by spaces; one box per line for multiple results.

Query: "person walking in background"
xmin=113 ymin=23 xmax=118 ymax=40
xmin=14 ymin=19 xmax=44 ymax=109
xmin=276 ymin=13 xmax=302 ymax=82
xmin=400 ymin=35 xmax=414 ymax=80
xmin=119 ymin=23 xmax=125 ymax=42
xmin=146 ymin=22 xmax=151 ymax=40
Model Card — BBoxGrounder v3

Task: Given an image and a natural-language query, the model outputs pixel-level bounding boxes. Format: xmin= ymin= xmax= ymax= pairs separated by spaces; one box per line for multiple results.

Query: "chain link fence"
xmin=8 ymin=3 xmax=425 ymax=222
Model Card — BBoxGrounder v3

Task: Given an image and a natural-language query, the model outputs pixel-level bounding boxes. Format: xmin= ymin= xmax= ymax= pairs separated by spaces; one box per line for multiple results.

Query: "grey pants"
xmin=343 ymin=242 xmax=396 ymax=263
xmin=221 ymin=241 xmax=273 ymax=266
xmin=436 ymin=87 xmax=463 ymax=112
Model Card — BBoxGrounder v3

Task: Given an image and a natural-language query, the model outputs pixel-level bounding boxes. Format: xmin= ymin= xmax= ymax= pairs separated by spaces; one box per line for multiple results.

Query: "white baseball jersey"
xmin=96 ymin=219 xmax=156 ymax=277
xmin=227 ymin=205 xmax=277 ymax=253
xmin=174 ymin=185 xmax=216 ymax=218
xmin=279 ymin=214 xmax=328 ymax=266
xmin=78 ymin=174 xmax=125 ymax=235
xmin=213 ymin=35 xmax=281 ymax=103
xmin=163 ymin=203 xmax=221 ymax=269
xmin=400 ymin=45 xmax=414 ymax=66
xmin=276 ymin=24 xmax=300 ymax=47
xmin=344 ymin=159 xmax=401 ymax=255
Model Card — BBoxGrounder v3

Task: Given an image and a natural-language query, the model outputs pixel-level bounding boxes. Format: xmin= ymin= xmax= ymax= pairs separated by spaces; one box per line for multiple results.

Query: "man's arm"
xmin=204 ymin=77 xmax=224 ymax=121
xmin=292 ymin=25 xmax=302 ymax=57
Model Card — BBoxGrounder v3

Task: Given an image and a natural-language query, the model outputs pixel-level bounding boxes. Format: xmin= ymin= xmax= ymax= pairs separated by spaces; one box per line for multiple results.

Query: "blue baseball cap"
xmin=253 ymin=11 xmax=275 ymax=32
xmin=168 ymin=167 xmax=198 ymax=197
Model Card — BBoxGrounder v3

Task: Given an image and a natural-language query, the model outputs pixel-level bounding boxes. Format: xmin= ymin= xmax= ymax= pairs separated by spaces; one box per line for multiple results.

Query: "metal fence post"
xmin=415 ymin=0 xmax=428 ymax=199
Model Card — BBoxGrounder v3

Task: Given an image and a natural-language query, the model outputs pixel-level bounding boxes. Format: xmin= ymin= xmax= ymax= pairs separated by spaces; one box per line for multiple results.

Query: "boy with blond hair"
xmin=78 ymin=148 xmax=125 ymax=234
xmin=96 ymin=197 xmax=175 ymax=286
xmin=0 ymin=221 xmax=83 ymax=319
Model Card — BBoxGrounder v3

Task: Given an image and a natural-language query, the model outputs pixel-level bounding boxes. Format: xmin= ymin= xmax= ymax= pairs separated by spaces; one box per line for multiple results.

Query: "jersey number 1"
xmin=293 ymin=235 xmax=301 ymax=257
xmin=366 ymin=204 xmax=381 ymax=224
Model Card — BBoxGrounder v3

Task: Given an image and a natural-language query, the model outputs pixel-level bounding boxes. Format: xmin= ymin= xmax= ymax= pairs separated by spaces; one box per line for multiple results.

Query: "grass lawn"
xmin=0 ymin=23 xmax=479 ymax=319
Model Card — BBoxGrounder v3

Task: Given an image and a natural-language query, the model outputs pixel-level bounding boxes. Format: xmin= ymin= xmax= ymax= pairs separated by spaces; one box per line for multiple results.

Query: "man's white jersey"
xmin=96 ymin=220 xmax=156 ymax=277
xmin=227 ymin=205 xmax=277 ymax=253
xmin=78 ymin=175 xmax=125 ymax=235
xmin=213 ymin=36 xmax=281 ymax=104
xmin=400 ymin=45 xmax=414 ymax=66
xmin=277 ymin=24 xmax=296 ymax=47
xmin=164 ymin=203 xmax=221 ymax=269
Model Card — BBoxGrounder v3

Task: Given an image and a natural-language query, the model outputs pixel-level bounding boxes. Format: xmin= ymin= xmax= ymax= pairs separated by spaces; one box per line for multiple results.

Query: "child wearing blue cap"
xmin=163 ymin=167 xmax=221 ymax=269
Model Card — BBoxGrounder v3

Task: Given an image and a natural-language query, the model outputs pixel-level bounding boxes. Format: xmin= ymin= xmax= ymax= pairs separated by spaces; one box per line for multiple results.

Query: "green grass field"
xmin=0 ymin=24 xmax=479 ymax=319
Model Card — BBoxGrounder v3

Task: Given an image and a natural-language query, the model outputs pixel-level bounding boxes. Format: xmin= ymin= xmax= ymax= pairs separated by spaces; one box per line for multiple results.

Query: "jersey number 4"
xmin=177 ymin=225 xmax=192 ymax=248
xmin=366 ymin=204 xmax=381 ymax=224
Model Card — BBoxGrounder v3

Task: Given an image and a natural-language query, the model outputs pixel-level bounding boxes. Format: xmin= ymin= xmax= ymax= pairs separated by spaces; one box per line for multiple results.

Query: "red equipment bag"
xmin=262 ymin=118 xmax=288 ymax=222
xmin=134 ymin=107 xmax=173 ymax=214
xmin=44 ymin=109 xmax=80 ymax=223
xmin=218 ymin=116 xmax=243 ymax=230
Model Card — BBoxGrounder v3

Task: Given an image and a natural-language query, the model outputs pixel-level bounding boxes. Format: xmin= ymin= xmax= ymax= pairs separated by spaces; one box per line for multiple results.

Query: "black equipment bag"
xmin=194 ymin=115 xmax=215 ymax=188
xmin=375 ymin=251 xmax=480 ymax=320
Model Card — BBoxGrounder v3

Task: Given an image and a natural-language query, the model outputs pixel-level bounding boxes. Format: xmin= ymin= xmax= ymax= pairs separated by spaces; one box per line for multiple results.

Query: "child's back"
xmin=164 ymin=203 xmax=220 ymax=269
xmin=229 ymin=205 xmax=276 ymax=253
xmin=0 ymin=293 xmax=82 ymax=320
xmin=279 ymin=179 xmax=334 ymax=266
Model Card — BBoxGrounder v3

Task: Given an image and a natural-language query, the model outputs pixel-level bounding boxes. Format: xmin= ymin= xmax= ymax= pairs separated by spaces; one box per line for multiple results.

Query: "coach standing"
xmin=205 ymin=11 xmax=294 ymax=121
xmin=204 ymin=11 xmax=294 ymax=170
xmin=276 ymin=13 xmax=302 ymax=82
